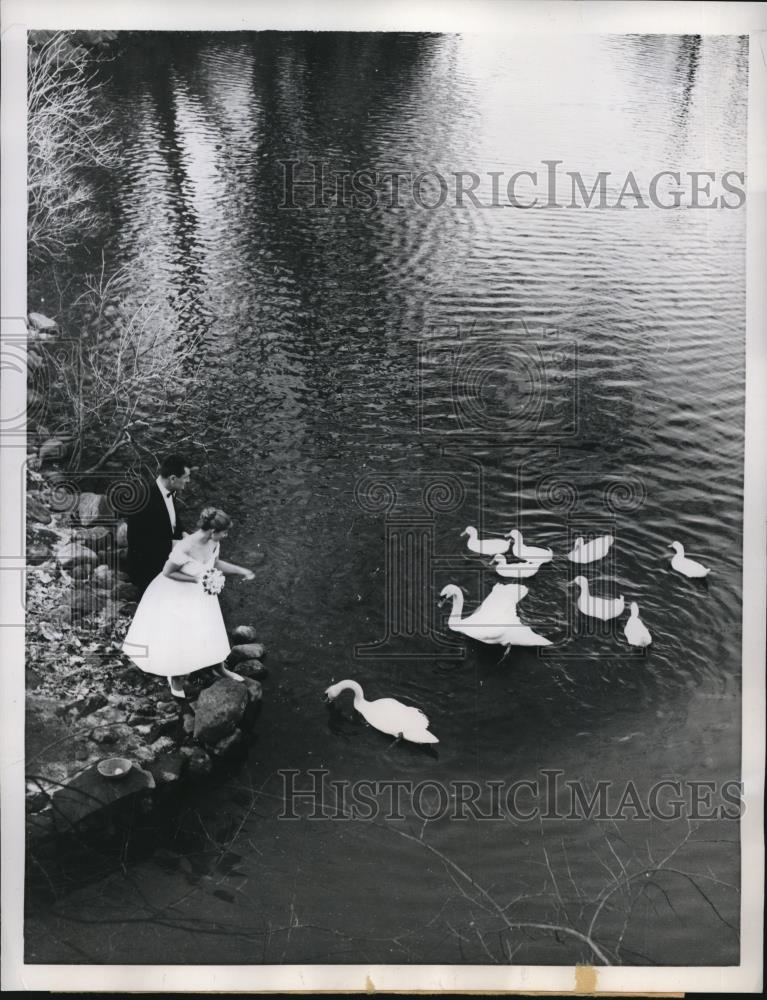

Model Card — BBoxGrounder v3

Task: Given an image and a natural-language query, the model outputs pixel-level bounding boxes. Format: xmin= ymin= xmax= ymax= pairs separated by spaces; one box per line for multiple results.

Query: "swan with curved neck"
xmin=461 ymin=526 xmax=511 ymax=557
xmin=569 ymin=576 xmax=625 ymax=620
xmin=669 ymin=541 xmax=710 ymax=578
xmin=439 ymin=583 xmax=551 ymax=648
xmin=325 ymin=679 xmax=438 ymax=744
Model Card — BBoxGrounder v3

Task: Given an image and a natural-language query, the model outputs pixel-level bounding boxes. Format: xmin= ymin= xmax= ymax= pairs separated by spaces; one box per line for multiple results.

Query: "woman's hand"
xmin=240 ymin=569 xmax=255 ymax=582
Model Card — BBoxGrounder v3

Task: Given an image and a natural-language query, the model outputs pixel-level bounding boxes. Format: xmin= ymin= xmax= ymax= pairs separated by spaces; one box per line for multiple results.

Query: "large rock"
xmin=235 ymin=658 xmax=267 ymax=679
xmin=149 ymin=752 xmax=187 ymax=785
xmin=55 ymin=541 xmax=98 ymax=570
xmin=28 ymin=312 xmax=58 ymax=333
xmin=116 ymin=521 xmax=129 ymax=546
xmin=27 ymin=496 xmax=52 ymax=525
xmin=38 ymin=438 xmax=70 ymax=463
xmin=76 ymin=525 xmax=112 ymax=553
xmin=60 ymin=692 xmax=108 ymax=720
xmin=81 ymin=704 xmax=129 ymax=728
xmin=51 ymin=762 xmax=155 ymax=829
xmin=116 ymin=581 xmax=139 ymax=601
xmin=231 ymin=624 xmax=258 ymax=643
xmin=180 ymin=746 xmax=212 ymax=778
xmin=227 ymin=642 xmax=266 ymax=664
xmin=77 ymin=492 xmax=110 ymax=526
xmin=26 ymin=543 xmax=52 ymax=565
xmin=92 ymin=564 xmax=115 ymax=588
xmin=192 ymin=678 xmax=248 ymax=745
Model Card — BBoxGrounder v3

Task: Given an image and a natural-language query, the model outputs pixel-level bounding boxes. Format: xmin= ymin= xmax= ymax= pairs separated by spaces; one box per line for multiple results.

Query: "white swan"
xmin=325 ymin=679 xmax=438 ymax=744
xmin=439 ymin=583 xmax=551 ymax=647
xmin=669 ymin=541 xmax=711 ymax=578
xmin=567 ymin=535 xmax=614 ymax=564
xmin=461 ymin=526 xmax=510 ymax=557
xmin=490 ymin=554 xmax=541 ymax=579
xmin=569 ymin=576 xmax=625 ymax=621
xmin=624 ymin=602 xmax=652 ymax=647
xmin=506 ymin=529 xmax=553 ymax=563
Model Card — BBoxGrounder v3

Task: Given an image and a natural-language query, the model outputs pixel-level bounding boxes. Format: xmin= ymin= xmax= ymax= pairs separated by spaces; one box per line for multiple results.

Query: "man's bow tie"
xmin=166 ymin=490 xmax=176 ymax=498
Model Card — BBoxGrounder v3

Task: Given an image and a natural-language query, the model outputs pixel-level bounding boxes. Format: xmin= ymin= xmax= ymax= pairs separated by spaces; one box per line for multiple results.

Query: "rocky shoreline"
xmin=26 ymin=313 xmax=268 ymax=846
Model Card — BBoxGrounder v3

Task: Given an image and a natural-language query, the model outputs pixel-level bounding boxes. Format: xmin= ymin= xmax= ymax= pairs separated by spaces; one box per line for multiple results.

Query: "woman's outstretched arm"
xmin=215 ymin=558 xmax=254 ymax=580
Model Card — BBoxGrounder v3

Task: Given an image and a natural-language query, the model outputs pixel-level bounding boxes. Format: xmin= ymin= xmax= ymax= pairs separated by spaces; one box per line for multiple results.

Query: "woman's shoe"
xmin=168 ymin=677 xmax=186 ymax=698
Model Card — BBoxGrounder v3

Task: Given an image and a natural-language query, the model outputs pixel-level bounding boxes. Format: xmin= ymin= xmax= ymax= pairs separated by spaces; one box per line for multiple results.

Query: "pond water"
xmin=26 ymin=32 xmax=746 ymax=966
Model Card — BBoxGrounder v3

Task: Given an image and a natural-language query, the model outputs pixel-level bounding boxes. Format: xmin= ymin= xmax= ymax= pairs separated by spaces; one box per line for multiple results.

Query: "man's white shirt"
xmin=156 ymin=476 xmax=176 ymax=531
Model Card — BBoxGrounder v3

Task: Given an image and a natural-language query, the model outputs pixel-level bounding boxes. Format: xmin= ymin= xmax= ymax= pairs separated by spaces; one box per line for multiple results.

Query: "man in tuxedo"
xmin=126 ymin=454 xmax=192 ymax=595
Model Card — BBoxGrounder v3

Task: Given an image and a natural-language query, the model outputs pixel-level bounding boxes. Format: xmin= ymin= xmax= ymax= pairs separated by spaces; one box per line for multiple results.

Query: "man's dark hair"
xmin=159 ymin=454 xmax=191 ymax=478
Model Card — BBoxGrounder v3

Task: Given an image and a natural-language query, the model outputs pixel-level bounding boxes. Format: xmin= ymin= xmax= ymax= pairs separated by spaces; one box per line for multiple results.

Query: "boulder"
xmin=116 ymin=521 xmax=129 ymax=546
xmin=192 ymin=678 xmax=248 ymax=745
xmin=28 ymin=312 xmax=58 ymax=333
xmin=38 ymin=438 xmax=70 ymax=463
xmin=68 ymin=564 xmax=93 ymax=583
xmin=116 ymin=581 xmax=139 ymax=601
xmin=180 ymin=746 xmax=213 ymax=778
xmin=55 ymin=541 xmax=98 ymax=570
xmin=81 ymin=704 xmax=129 ymax=728
xmin=27 ymin=496 xmax=52 ymax=525
xmin=77 ymin=492 xmax=110 ymax=526
xmin=132 ymin=744 xmax=156 ymax=765
xmin=51 ymin=762 xmax=155 ymax=829
xmin=150 ymin=735 xmax=177 ymax=756
xmin=92 ymin=564 xmax=114 ymax=588
xmin=75 ymin=525 xmax=112 ymax=553
xmin=61 ymin=692 xmax=108 ymax=720
xmin=149 ymin=752 xmax=186 ymax=785
xmin=27 ymin=544 xmax=52 ymax=565
xmin=235 ymin=658 xmax=267 ymax=679
xmin=231 ymin=624 xmax=258 ymax=643
xmin=27 ymin=350 xmax=45 ymax=371
xmin=227 ymin=642 xmax=266 ymax=664
xmin=28 ymin=525 xmax=58 ymax=545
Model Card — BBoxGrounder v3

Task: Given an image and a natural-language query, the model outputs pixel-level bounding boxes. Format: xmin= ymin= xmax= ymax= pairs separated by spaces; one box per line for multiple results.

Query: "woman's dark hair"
xmin=198 ymin=507 xmax=232 ymax=532
xmin=159 ymin=453 xmax=192 ymax=478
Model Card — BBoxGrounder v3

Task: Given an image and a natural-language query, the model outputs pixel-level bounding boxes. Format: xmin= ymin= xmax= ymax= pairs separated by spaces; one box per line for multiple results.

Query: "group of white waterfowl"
xmin=326 ymin=525 xmax=711 ymax=746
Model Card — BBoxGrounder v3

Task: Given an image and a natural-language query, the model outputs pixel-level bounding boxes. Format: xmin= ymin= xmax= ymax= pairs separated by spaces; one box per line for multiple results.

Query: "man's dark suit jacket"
xmin=126 ymin=479 xmax=185 ymax=594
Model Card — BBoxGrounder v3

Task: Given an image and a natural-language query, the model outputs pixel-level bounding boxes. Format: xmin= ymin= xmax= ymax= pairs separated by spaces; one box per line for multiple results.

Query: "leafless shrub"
xmin=45 ymin=262 xmax=204 ymax=472
xmin=28 ymin=31 xmax=119 ymax=263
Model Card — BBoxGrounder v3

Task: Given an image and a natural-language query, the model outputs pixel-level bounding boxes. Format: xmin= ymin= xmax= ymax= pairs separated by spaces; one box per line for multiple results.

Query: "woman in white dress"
xmin=123 ymin=507 xmax=255 ymax=697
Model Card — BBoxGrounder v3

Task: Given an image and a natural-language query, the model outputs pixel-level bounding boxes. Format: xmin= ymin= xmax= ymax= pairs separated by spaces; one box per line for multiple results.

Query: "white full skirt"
xmin=123 ymin=572 xmax=230 ymax=677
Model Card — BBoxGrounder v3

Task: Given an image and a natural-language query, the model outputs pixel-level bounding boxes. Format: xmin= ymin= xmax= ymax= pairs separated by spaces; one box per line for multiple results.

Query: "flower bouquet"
xmin=201 ymin=568 xmax=225 ymax=596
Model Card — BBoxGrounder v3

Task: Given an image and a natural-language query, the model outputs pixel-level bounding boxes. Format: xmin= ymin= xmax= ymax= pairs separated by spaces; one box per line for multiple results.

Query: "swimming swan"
xmin=490 ymin=554 xmax=542 ymax=579
xmin=669 ymin=541 xmax=711 ymax=578
xmin=567 ymin=535 xmax=614 ymax=564
xmin=461 ymin=526 xmax=511 ymax=557
xmin=624 ymin=602 xmax=652 ymax=647
xmin=506 ymin=529 xmax=553 ymax=563
xmin=569 ymin=576 xmax=625 ymax=621
xmin=439 ymin=583 xmax=551 ymax=647
xmin=325 ymin=679 xmax=438 ymax=744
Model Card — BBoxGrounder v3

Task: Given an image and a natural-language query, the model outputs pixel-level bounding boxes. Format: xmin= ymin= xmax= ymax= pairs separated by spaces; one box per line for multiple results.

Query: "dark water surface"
xmin=27 ymin=32 xmax=746 ymax=965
